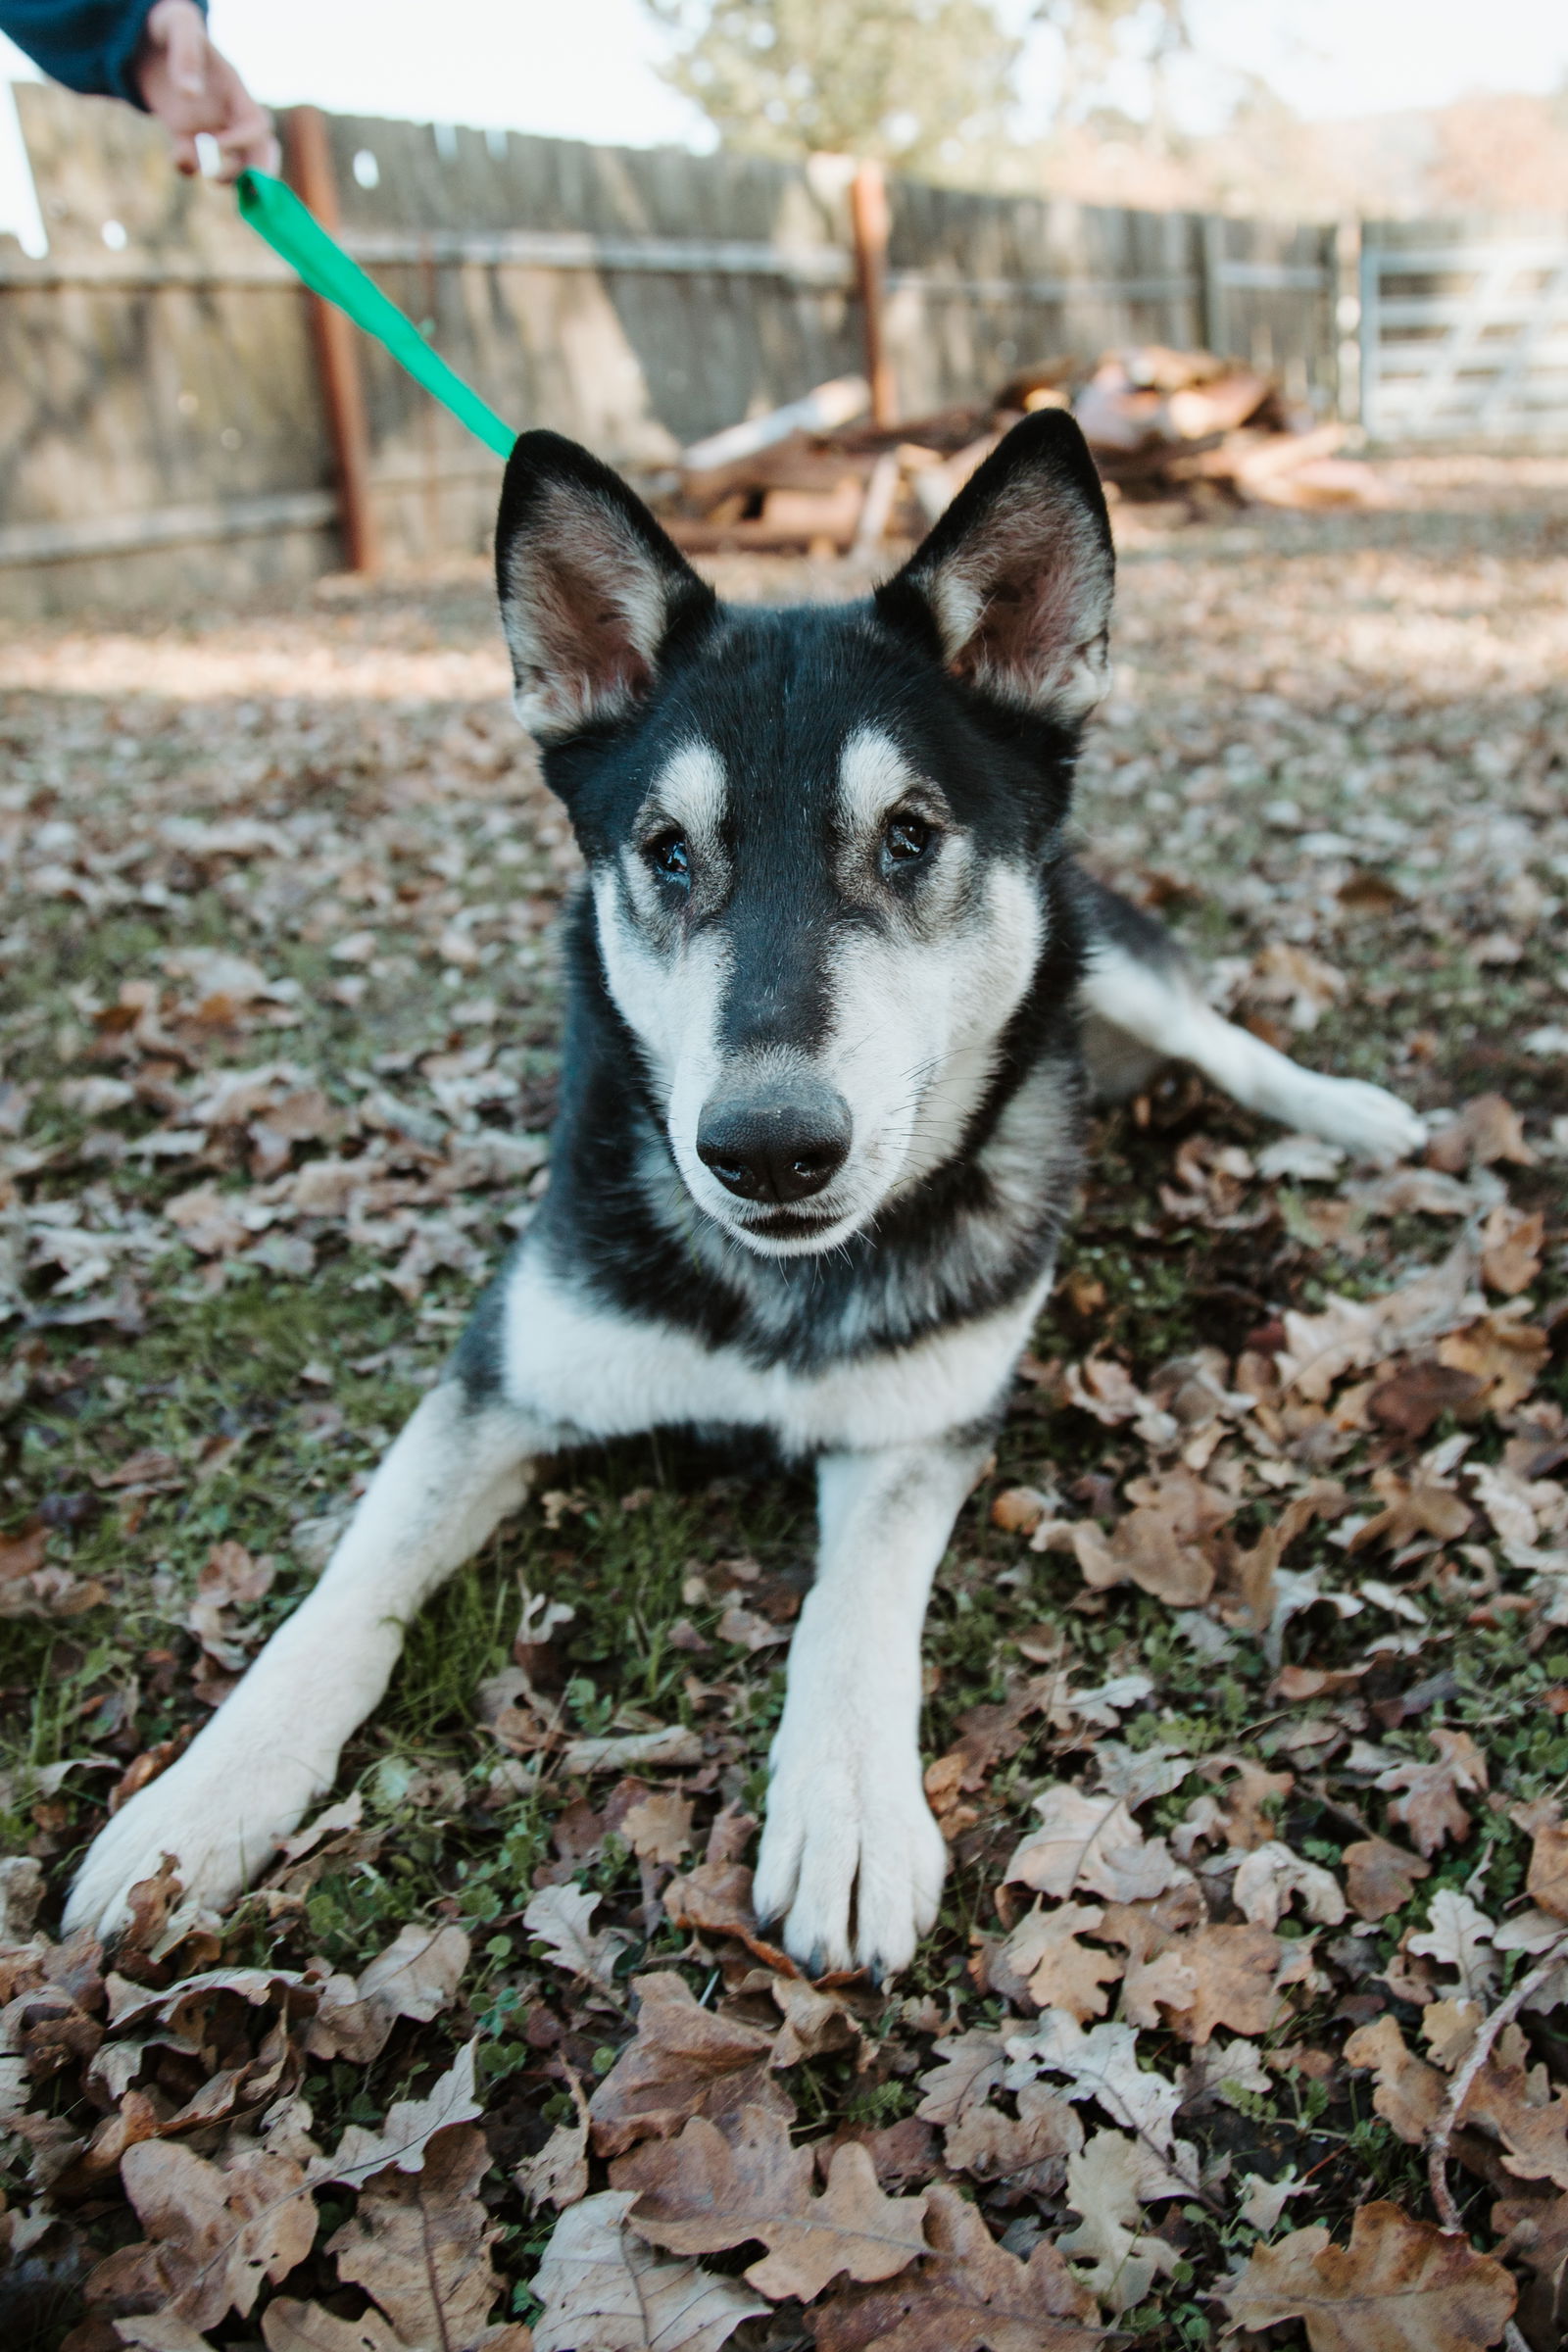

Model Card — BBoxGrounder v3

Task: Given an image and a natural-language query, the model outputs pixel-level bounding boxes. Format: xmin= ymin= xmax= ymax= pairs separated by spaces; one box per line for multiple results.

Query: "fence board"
xmin=1360 ymin=215 xmax=1568 ymax=441
xmin=0 ymin=83 xmax=1342 ymax=612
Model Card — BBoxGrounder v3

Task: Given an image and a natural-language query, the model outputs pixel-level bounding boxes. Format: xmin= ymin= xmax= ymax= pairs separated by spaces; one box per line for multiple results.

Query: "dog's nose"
xmin=696 ymin=1078 xmax=852 ymax=1205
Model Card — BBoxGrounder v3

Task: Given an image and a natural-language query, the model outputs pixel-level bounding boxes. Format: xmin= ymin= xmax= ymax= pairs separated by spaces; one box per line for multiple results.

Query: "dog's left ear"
xmin=496 ymin=430 xmax=715 ymax=741
xmin=876 ymin=410 xmax=1114 ymax=723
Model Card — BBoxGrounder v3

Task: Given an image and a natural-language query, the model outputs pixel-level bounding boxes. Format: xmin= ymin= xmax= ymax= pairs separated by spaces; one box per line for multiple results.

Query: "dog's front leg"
xmin=65 ymin=1381 xmax=544 ymax=1941
xmin=753 ymin=1437 xmax=987 ymax=1980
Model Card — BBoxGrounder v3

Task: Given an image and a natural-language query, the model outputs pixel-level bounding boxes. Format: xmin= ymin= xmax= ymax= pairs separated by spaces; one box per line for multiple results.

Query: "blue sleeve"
xmin=0 ymin=2 xmax=208 ymax=107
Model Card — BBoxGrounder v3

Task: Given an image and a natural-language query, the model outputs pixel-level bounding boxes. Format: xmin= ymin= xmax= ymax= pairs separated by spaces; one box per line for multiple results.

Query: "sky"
xmin=3 ymin=0 xmax=1567 ymax=248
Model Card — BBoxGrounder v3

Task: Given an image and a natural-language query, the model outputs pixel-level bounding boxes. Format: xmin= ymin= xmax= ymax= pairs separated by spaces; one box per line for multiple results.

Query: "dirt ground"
xmin=1 ymin=454 xmax=1566 ymax=2350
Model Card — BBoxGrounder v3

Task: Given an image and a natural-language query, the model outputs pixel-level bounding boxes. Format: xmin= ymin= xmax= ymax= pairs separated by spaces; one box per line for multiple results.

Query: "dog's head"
xmin=494 ymin=413 xmax=1113 ymax=1257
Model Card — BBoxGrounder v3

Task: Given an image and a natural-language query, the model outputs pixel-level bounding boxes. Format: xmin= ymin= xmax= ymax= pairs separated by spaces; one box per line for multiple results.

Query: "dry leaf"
xmin=1437 ymin=1317 xmax=1549 ymax=1414
xmin=524 ymin=1885 xmax=631 ymax=1987
xmin=1347 ymin=1461 xmax=1472 ymax=1552
xmin=811 ymin=2180 xmax=1098 ymax=2352
xmin=1117 ymin=1925 xmax=1200 ymax=2031
xmin=992 ymin=1486 xmax=1053 ymax=1534
xmin=1278 ymin=1242 xmax=1480 ymax=1401
xmin=1249 ymin=941 xmax=1346 ymax=1029
xmin=769 ymin=1976 xmax=860 ymax=2068
xmin=619 ymin=1792 xmax=694 ymax=1868
xmin=531 ymin=2189 xmax=763 ymax=2352
xmin=516 ymin=2078 xmax=591 ymax=2215
xmin=1163 ymin=1925 xmax=1286 ymax=2044
xmin=614 ymin=2106 xmax=929 ymax=2302
xmin=1058 ymin=2129 xmax=1184 ymax=2312
xmin=1064 ymin=1353 xmax=1171 ymax=1439
xmin=1481 ymin=1204 xmax=1544 ymax=1295
xmin=1367 ymin=1360 xmax=1484 ymax=1441
xmin=307 ymin=1923 xmax=470 ymax=2063
xmin=942 ymin=2081 xmax=1083 ymax=2195
xmin=1377 ymin=1730 xmax=1489 ymax=1857
xmin=1195 ymin=1755 xmax=1297 ymax=1853
xmin=612 ymin=2104 xmax=809 ymax=2255
xmin=587 ymin=1973 xmax=787 ymax=2159
xmin=328 ymin=2122 xmax=502 ymax=2350
xmin=1344 ymin=1838 xmax=1432 ymax=1922
xmin=1345 ymin=2007 xmax=1568 ymax=2190
xmin=1004 ymin=2014 xmax=1183 ymax=2153
xmin=1424 ymin=1997 xmax=1484 ymax=2072
xmin=912 ymin=2030 xmax=1007 ymax=2127
xmin=1427 ymin=1093 xmax=1535 ymax=1173
xmin=1004 ymin=1784 xmax=1187 ymax=1905
xmin=309 ymin=2039 xmax=483 ymax=2192
xmin=997 ymin=1901 xmax=1124 ymax=2021
xmin=1072 ymin=1508 xmax=1215 ymax=1606
xmin=1238 ymin=2170 xmax=1312 ymax=2233
xmin=1343 ymin=2016 xmax=1446 ymax=2144
xmin=261 ymin=2300 xmax=408 ymax=2352
xmin=91 ymin=2141 xmax=314 ymax=2329
xmin=117 ymin=2319 xmax=224 ymax=2352
xmin=1527 ymin=1809 xmax=1568 ymax=1922
xmin=1467 ymin=2053 xmax=1568 ymax=2192
xmin=1407 ymin=1888 xmax=1497 ymax=2001
xmin=662 ymin=1857 xmax=760 ymax=1940
xmin=1181 ymin=2035 xmax=1273 ymax=2113
xmin=1232 ymin=1841 xmax=1348 ymax=1932
xmin=1220 ymin=2198 xmax=1515 ymax=2350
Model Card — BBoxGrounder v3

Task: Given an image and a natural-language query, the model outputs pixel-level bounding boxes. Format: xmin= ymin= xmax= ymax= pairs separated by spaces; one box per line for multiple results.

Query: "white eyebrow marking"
xmin=649 ymin=739 xmax=728 ymax=838
xmin=837 ymin=726 xmax=920 ymax=832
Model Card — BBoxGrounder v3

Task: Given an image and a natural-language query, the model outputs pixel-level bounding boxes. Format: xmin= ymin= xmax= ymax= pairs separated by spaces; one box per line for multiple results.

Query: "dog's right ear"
xmin=495 ymin=431 xmax=715 ymax=743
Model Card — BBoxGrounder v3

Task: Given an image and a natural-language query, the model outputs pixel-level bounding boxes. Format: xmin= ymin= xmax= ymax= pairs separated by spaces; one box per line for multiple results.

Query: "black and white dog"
xmin=67 ymin=413 xmax=1424 ymax=1976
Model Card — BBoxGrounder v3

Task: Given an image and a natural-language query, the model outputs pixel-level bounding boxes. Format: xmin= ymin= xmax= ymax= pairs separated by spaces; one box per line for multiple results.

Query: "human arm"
xmin=0 ymin=0 xmax=276 ymax=176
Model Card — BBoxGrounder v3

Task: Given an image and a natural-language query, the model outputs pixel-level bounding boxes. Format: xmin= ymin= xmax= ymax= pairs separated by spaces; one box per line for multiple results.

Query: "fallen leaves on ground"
xmin=2 ymin=490 xmax=1566 ymax=2347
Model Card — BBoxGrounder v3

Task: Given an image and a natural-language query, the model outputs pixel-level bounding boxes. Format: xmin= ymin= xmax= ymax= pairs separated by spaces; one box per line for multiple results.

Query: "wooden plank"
xmin=0 ymin=488 xmax=335 ymax=564
xmin=851 ymin=162 xmax=896 ymax=428
xmin=1360 ymin=220 xmax=1568 ymax=439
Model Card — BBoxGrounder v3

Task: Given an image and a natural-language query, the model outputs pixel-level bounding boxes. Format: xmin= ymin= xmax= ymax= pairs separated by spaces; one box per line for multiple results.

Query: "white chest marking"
xmin=499 ymin=1250 xmax=1053 ymax=1454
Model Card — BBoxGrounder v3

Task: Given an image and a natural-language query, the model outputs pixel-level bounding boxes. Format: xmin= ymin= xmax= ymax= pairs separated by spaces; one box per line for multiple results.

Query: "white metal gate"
xmin=1360 ymin=221 xmax=1568 ymax=440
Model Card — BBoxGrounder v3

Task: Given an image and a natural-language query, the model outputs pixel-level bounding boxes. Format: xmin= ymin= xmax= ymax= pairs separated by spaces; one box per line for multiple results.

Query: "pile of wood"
xmin=659 ymin=346 xmax=1387 ymax=557
xmin=1043 ymin=345 xmax=1389 ymax=512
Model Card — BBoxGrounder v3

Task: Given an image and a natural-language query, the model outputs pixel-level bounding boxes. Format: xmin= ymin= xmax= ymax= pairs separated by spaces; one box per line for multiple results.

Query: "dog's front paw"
xmin=1293 ymin=1074 xmax=1427 ymax=1167
xmin=64 ymin=1742 xmax=319 ymax=1942
xmin=753 ymin=1731 xmax=947 ymax=1981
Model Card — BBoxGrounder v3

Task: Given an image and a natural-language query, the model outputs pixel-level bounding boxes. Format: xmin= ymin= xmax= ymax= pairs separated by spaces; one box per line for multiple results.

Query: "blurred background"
xmin=1 ymin=0 xmax=1566 ymax=610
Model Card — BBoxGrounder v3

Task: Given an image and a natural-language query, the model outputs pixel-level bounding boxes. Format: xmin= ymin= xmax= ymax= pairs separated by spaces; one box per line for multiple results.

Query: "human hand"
xmin=134 ymin=0 xmax=279 ymax=180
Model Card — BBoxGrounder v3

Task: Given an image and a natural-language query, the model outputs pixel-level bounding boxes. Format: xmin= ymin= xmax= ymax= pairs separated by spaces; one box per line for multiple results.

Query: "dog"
xmin=66 ymin=411 xmax=1425 ymax=1977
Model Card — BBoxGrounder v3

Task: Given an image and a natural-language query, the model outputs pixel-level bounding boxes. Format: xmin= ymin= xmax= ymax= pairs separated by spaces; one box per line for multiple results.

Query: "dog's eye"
xmin=883 ymin=813 xmax=932 ymax=866
xmin=647 ymin=830 xmax=691 ymax=883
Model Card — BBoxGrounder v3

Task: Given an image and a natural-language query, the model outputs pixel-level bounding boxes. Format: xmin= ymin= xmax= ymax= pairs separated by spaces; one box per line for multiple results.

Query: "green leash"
xmin=236 ymin=169 xmax=516 ymax=461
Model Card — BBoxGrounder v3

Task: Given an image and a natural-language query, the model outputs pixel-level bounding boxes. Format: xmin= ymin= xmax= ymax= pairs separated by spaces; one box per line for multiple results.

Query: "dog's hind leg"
xmin=1078 ymin=887 xmax=1426 ymax=1165
xmin=65 ymin=1380 xmax=548 ymax=1942
xmin=753 ymin=1436 xmax=989 ymax=1980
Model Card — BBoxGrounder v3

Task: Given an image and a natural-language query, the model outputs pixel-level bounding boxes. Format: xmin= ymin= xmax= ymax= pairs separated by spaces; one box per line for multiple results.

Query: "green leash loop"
xmin=235 ymin=169 xmax=516 ymax=461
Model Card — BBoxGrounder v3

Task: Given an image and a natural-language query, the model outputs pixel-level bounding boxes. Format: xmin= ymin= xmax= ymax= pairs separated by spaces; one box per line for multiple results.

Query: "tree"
xmin=643 ymin=0 xmax=1023 ymax=176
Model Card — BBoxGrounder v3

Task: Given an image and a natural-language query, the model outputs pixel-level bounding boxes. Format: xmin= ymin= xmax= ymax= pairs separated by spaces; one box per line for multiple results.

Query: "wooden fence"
xmin=1360 ymin=216 xmax=1568 ymax=443
xmin=0 ymin=82 xmax=1340 ymax=617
